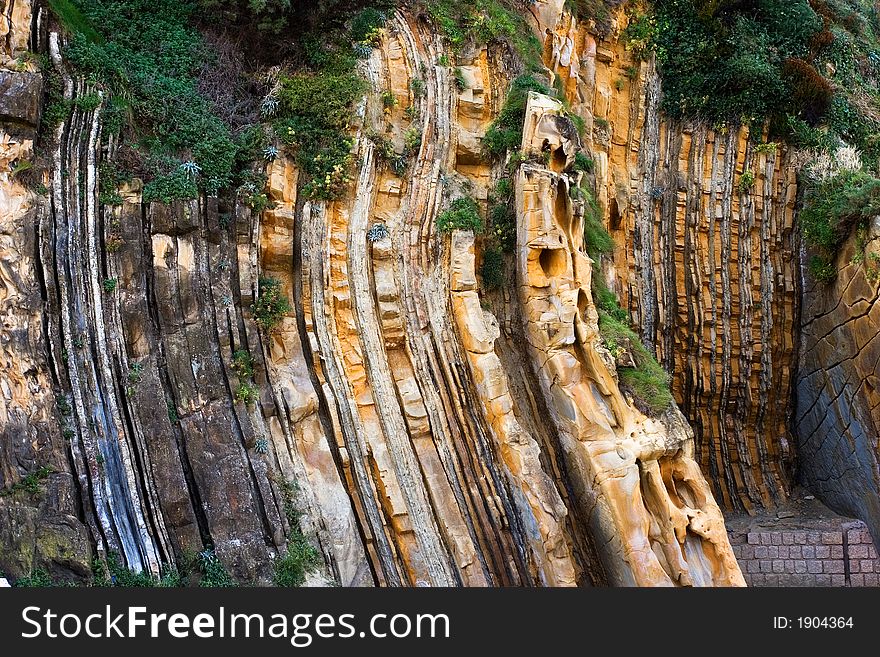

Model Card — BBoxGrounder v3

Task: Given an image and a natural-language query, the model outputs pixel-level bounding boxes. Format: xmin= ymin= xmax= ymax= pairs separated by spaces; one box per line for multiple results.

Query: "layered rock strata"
xmin=537 ymin=5 xmax=798 ymax=514
xmin=0 ymin=2 xmax=759 ymax=586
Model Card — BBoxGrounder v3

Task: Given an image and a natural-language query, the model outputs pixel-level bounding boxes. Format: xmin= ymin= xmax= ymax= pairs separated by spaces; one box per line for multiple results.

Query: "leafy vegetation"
xmin=196 ymin=549 xmax=235 ymax=587
xmin=418 ymin=0 xmax=543 ymax=69
xmin=235 ymin=382 xmax=259 ymax=405
xmin=647 ymin=0 xmax=823 ymax=127
xmin=800 ymin=169 xmax=880 ymax=281
xmin=583 ymin=194 xmax=615 ymax=258
xmin=52 ymin=1 xmax=243 ymax=200
xmin=232 ymin=350 xmax=254 ymax=378
xmin=480 ymin=246 xmax=505 ymax=290
xmin=274 ymin=480 xmax=321 ymax=587
xmin=484 ymin=75 xmax=554 ymax=157
xmin=13 ymin=569 xmax=59 ymax=587
xmin=436 ymin=197 xmax=484 ymax=233
xmin=0 ymin=466 xmax=52 ymax=498
xmin=252 ymin=276 xmax=291 ymax=332
xmin=599 ymin=311 xmax=674 ymax=414
xmin=92 ymin=552 xmax=182 ymax=587
xmin=577 ymin=177 xmax=672 ymax=414
xmin=268 ymin=9 xmax=378 ymax=199
xmin=15 ymin=552 xmax=184 ymax=587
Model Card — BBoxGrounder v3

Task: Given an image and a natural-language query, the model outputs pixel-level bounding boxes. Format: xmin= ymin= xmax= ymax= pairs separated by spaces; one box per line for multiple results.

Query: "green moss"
xmin=437 ymin=197 xmax=484 ymax=233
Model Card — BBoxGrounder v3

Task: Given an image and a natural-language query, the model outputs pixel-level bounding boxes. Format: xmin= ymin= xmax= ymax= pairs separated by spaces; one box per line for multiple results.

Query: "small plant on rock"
xmin=232 ymin=350 xmax=254 ymax=379
xmin=367 ymin=223 xmax=389 ymax=242
xmin=738 ymin=169 xmax=756 ymax=193
xmin=235 ymin=382 xmax=259 ymax=406
xmin=252 ymin=277 xmax=291 ymax=332
xmin=179 ymin=161 xmax=201 ymax=179
xmin=436 ymin=197 xmax=483 ymax=234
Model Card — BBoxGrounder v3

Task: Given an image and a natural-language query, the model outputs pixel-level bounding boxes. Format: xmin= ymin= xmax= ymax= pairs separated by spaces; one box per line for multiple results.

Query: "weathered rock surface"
xmin=0 ymin=70 xmax=41 ymax=129
xmin=539 ymin=8 xmax=797 ymax=514
xmin=797 ymin=223 xmax=880 ymax=550
xmin=512 ymin=92 xmax=742 ymax=585
xmin=14 ymin=0 xmax=877 ymax=586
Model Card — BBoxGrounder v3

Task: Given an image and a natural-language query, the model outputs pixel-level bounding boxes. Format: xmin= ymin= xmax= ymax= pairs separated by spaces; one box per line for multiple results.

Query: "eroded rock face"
xmin=538 ymin=9 xmax=798 ymax=515
xmin=0 ymin=5 xmax=750 ymax=586
xmin=797 ymin=224 xmax=880 ymax=550
xmin=0 ymin=3 xmax=93 ymax=581
xmin=513 ymin=93 xmax=743 ymax=586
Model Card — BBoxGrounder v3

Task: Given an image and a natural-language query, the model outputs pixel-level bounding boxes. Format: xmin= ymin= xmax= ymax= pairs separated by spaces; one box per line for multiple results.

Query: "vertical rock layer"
xmin=539 ymin=7 xmax=798 ymax=514
xmin=0 ymin=3 xmax=753 ymax=585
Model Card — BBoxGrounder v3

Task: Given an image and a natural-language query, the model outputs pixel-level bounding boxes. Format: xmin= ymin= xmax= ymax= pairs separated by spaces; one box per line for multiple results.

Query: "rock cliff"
xmin=0 ymin=0 xmax=877 ymax=587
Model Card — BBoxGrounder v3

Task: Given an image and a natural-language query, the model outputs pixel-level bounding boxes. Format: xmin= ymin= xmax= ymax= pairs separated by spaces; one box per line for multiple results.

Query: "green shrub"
xmin=0 ymin=466 xmax=52 ymax=498
xmin=808 ymin=254 xmax=837 ymax=284
xmin=582 ymin=186 xmax=615 ymax=258
xmin=46 ymin=0 xmax=102 ymax=43
xmin=480 ymin=246 xmax=505 ymax=290
xmin=235 ymin=382 xmax=259 ymax=405
xmin=273 ymin=533 xmax=321 ymax=587
xmin=621 ymin=6 xmax=655 ymax=59
xmin=484 ymin=75 xmax=554 ymax=157
xmin=652 ymin=0 xmax=822 ymax=126
xmin=13 ymin=569 xmax=56 ymax=587
xmin=274 ymin=479 xmax=321 ymax=587
xmin=454 ymin=66 xmax=467 ymax=91
xmin=437 ymin=197 xmax=484 ymax=233
xmin=252 ymin=276 xmax=292 ymax=332
xmin=738 ymin=169 xmax=755 ymax=193
xmin=61 ymin=1 xmax=241 ymax=201
xmin=350 ymin=6 xmax=388 ymax=43
xmin=420 ymin=0 xmax=543 ymax=69
xmin=232 ymin=350 xmax=254 ymax=378
xmin=274 ymin=67 xmax=364 ymax=200
xmin=800 ymin=169 xmax=880 ymax=282
xmin=196 ymin=549 xmax=234 ymax=587
xmin=801 ymin=170 xmax=880 ymax=253
xmin=488 ymin=177 xmax=516 ymax=252
xmin=573 ymin=151 xmax=594 ymax=173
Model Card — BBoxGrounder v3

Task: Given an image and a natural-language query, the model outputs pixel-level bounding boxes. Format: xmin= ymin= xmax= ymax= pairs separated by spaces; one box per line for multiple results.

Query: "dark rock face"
xmin=797 ymin=225 xmax=880 ymax=551
xmin=0 ymin=70 xmax=41 ymax=129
